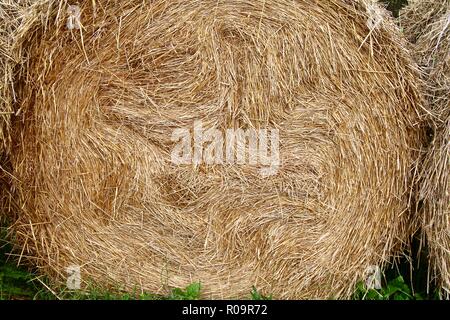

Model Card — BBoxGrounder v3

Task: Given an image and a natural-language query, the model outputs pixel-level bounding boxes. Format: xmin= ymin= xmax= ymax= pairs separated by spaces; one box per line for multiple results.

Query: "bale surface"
xmin=2 ymin=0 xmax=426 ymax=299
xmin=401 ymin=0 xmax=450 ymax=297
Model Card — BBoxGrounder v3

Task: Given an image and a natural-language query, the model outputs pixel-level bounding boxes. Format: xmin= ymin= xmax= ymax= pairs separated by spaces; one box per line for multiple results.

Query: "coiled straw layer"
xmin=1 ymin=0 xmax=426 ymax=298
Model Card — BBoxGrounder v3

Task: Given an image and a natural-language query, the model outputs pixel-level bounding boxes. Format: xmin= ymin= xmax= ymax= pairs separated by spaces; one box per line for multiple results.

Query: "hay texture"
xmin=401 ymin=0 xmax=450 ymax=297
xmin=1 ymin=0 xmax=425 ymax=299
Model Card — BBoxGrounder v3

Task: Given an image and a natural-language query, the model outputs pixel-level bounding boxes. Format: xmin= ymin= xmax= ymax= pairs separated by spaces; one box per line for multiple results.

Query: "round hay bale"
xmin=3 ymin=0 xmax=426 ymax=299
xmin=401 ymin=0 xmax=450 ymax=297
xmin=0 ymin=0 xmax=19 ymax=153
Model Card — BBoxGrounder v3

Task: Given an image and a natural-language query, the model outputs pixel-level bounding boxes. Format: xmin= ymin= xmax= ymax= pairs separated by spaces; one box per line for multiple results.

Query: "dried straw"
xmin=401 ymin=0 xmax=450 ymax=298
xmin=1 ymin=0 xmax=426 ymax=299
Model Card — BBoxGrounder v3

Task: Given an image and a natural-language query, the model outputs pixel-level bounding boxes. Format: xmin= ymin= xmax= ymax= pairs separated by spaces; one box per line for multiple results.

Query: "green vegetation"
xmin=0 ymin=263 xmax=38 ymax=300
xmin=353 ymin=276 xmax=439 ymax=300
xmin=250 ymin=287 xmax=273 ymax=300
xmin=169 ymin=282 xmax=202 ymax=300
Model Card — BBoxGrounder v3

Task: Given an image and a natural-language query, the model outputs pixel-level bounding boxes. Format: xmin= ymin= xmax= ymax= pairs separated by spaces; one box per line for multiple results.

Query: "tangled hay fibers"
xmin=1 ymin=0 xmax=426 ymax=299
xmin=401 ymin=0 xmax=450 ymax=297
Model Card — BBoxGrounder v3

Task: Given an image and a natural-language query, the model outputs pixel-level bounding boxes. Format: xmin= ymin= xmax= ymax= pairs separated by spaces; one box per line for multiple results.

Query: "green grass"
xmin=352 ymin=276 xmax=440 ymax=301
xmin=250 ymin=287 xmax=273 ymax=300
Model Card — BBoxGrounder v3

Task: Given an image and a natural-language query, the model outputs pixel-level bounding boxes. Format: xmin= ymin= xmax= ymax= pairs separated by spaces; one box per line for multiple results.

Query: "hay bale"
xmin=1 ymin=0 xmax=426 ymax=299
xmin=0 ymin=1 xmax=19 ymax=153
xmin=401 ymin=0 xmax=450 ymax=297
